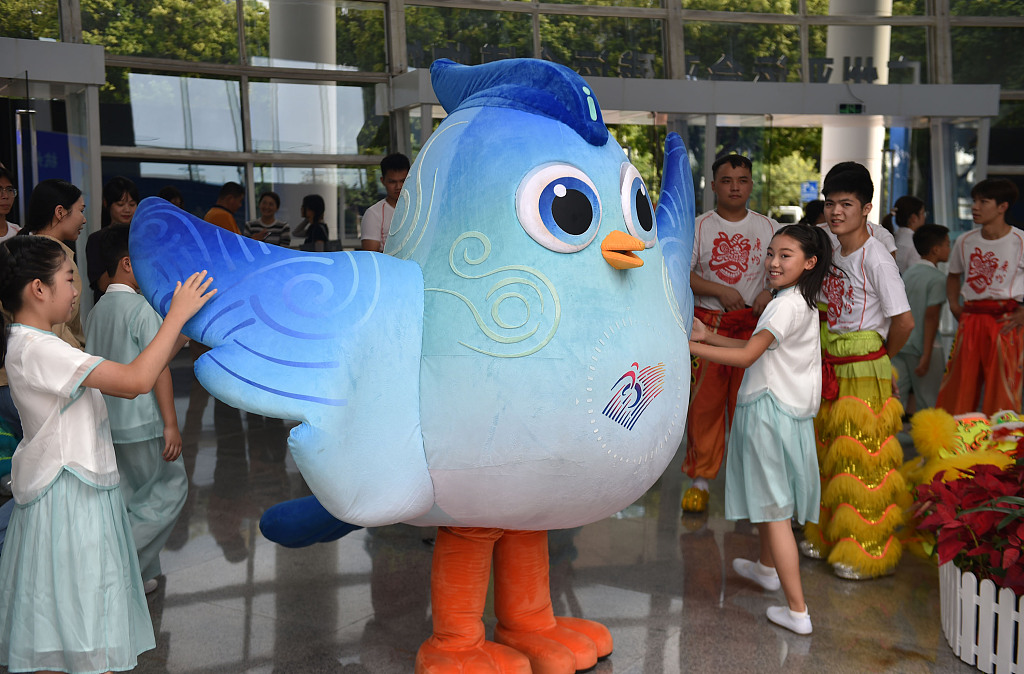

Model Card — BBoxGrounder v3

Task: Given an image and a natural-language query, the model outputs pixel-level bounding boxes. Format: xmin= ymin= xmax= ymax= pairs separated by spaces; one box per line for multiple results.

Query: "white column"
xmin=268 ymin=0 xmax=339 ymax=240
xmin=820 ymin=0 xmax=892 ymax=213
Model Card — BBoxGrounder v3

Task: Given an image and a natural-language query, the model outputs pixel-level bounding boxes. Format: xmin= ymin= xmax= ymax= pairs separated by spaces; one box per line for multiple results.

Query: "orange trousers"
xmin=684 ymin=307 xmax=758 ymax=480
xmin=936 ymin=300 xmax=1024 ymax=416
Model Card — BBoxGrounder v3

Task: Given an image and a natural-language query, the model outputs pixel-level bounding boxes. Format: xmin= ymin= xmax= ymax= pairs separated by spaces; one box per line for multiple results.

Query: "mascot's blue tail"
xmin=260 ymin=496 xmax=362 ymax=548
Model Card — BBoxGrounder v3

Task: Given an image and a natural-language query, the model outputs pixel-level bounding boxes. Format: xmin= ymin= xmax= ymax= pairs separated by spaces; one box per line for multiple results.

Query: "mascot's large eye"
xmin=516 ymin=163 xmax=601 ymax=253
xmin=620 ymin=163 xmax=657 ymax=248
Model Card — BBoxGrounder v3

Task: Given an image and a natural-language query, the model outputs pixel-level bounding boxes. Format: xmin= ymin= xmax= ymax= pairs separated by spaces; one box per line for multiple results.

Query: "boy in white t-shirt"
xmin=802 ymin=163 xmax=914 ymax=581
xmin=683 ymin=154 xmax=778 ymax=512
xmin=937 ymin=178 xmax=1024 ymax=415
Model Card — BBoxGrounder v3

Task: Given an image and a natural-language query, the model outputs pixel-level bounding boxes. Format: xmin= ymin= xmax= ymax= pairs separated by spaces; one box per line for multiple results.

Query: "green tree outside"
xmin=2 ymin=0 xmax=1019 ymax=204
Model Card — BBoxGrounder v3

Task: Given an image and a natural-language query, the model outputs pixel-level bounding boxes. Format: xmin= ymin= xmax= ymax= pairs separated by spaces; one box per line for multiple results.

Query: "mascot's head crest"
xmin=430 ymin=58 xmax=609 ymax=147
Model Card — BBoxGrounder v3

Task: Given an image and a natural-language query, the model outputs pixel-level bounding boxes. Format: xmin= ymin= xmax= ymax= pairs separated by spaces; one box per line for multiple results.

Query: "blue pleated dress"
xmin=0 ymin=325 xmax=154 ymax=673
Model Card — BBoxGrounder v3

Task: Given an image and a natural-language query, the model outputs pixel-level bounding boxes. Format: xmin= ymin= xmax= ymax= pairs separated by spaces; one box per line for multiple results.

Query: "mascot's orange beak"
xmin=601 ymin=230 xmax=646 ymax=270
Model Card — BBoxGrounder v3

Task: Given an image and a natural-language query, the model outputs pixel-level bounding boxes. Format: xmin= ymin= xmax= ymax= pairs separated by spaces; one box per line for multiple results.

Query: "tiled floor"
xmin=120 ymin=357 xmax=978 ymax=673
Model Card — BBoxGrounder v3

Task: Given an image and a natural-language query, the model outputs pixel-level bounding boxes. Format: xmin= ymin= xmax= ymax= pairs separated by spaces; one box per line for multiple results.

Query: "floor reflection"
xmin=125 ymin=356 xmax=977 ymax=673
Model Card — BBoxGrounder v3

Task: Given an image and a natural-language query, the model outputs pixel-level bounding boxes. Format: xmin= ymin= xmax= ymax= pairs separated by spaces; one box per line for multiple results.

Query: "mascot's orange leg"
xmin=415 ymin=527 xmax=530 ymax=674
xmin=493 ymin=530 xmax=613 ymax=674
xmin=415 ymin=527 xmax=613 ymax=674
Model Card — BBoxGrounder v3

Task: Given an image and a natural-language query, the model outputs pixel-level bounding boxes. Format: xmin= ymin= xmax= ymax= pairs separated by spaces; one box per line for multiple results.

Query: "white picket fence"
xmin=940 ymin=562 xmax=1023 ymax=673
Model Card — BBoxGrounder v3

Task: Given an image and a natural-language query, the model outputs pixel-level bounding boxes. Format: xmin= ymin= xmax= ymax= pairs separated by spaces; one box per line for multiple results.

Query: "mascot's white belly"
xmin=416 ymin=310 xmax=690 ymax=529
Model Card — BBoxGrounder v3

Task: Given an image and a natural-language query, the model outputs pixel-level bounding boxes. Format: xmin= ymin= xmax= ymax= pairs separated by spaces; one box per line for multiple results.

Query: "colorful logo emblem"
xmin=966 ymin=247 xmax=999 ymax=294
xmin=709 ymin=232 xmax=751 ymax=284
xmin=602 ymin=362 xmax=665 ymax=430
xmin=823 ymin=272 xmax=846 ymax=327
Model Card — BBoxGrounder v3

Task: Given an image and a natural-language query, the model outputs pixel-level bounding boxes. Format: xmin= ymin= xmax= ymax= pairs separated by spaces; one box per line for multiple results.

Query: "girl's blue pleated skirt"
xmin=725 ymin=392 xmax=821 ymax=525
xmin=0 ymin=468 xmax=155 ymax=673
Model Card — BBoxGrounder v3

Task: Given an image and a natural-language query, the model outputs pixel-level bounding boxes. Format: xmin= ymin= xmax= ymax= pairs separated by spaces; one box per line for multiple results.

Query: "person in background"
xmin=86 ymin=176 xmax=139 ymax=303
xmin=299 ymin=194 xmax=329 ymax=252
xmin=937 ymin=178 xmax=1024 ymax=416
xmin=204 ymin=182 xmax=244 ymax=235
xmin=244 ymin=190 xmax=291 ymax=247
xmin=0 ymin=169 xmax=21 ymax=243
xmin=802 ymin=164 xmax=913 ymax=580
xmin=0 ymin=169 xmax=20 ymax=443
xmin=893 ymin=224 xmax=950 ymax=412
xmin=817 ymin=162 xmax=898 ymax=259
xmin=21 ymin=178 xmax=87 ymax=348
xmin=157 ymin=185 xmax=184 ymax=209
xmin=683 ymin=153 xmax=779 ymax=513
xmin=361 ymin=153 xmax=410 ymax=253
xmin=891 ymin=196 xmax=927 ymax=273
xmin=85 ymin=224 xmax=189 ymax=595
xmin=101 ymin=176 xmax=139 ymax=229
xmin=797 ymin=200 xmax=825 ymax=227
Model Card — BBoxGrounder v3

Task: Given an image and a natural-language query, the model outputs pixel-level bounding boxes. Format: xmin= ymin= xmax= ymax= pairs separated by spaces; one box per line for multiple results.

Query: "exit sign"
xmin=839 ymin=103 xmax=865 ymax=114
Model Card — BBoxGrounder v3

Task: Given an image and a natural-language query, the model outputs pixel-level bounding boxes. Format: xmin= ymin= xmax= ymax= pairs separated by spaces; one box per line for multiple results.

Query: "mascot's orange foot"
xmin=494 ymin=616 xmax=613 ymax=674
xmin=414 ymin=640 xmax=531 ymax=674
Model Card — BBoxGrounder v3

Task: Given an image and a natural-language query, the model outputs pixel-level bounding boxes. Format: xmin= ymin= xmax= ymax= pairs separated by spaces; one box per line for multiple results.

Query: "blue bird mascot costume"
xmin=130 ymin=58 xmax=696 ymax=674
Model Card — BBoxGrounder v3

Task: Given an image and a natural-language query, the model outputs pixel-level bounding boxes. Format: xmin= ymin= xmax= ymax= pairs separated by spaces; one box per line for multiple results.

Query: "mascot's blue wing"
xmin=129 ymin=197 xmax=434 ymax=526
xmin=656 ymin=132 xmax=696 ymax=336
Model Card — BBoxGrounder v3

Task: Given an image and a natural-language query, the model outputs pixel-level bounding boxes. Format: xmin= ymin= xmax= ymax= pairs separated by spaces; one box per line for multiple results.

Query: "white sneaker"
xmin=143 ymin=578 xmax=158 ymax=594
xmin=767 ymin=605 xmax=812 ymax=635
xmin=733 ymin=558 xmax=781 ymax=591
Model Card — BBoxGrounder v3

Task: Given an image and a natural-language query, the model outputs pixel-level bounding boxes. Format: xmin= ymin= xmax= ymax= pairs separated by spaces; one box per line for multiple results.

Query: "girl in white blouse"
xmin=689 ymin=225 xmax=833 ymax=636
xmin=0 ymin=235 xmax=214 ymax=673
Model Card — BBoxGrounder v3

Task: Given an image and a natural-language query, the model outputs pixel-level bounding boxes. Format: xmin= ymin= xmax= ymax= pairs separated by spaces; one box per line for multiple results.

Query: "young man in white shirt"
xmin=683 ymin=154 xmax=778 ymax=513
xmin=937 ymin=178 xmax=1024 ymax=415
xmin=817 ymin=162 xmax=898 ymax=259
xmin=802 ymin=164 xmax=914 ymax=581
xmin=360 ymin=153 xmax=410 ymax=253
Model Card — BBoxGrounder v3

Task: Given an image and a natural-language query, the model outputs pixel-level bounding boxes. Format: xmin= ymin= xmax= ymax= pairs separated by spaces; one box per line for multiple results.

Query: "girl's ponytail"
xmin=0 ymin=237 xmax=67 ymax=367
xmin=775 ymin=224 xmax=836 ymax=309
xmin=892 ymin=195 xmax=925 ymax=229
xmin=23 ymin=179 xmax=82 ymax=235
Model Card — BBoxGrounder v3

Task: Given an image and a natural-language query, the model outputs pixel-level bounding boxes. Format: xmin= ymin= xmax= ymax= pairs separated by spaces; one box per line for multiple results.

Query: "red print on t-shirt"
xmin=823 ymin=273 xmax=846 ymax=326
xmin=967 ymin=248 xmax=999 ymax=294
xmin=709 ymin=232 xmax=751 ymax=284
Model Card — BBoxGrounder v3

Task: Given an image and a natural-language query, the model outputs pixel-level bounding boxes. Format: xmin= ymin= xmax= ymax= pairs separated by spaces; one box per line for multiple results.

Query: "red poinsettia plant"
xmin=913 ymin=437 xmax=1024 ymax=595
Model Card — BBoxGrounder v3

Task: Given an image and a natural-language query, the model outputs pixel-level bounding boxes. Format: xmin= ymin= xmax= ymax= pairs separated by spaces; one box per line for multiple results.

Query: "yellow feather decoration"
xmin=823 ymin=396 xmax=903 ymax=439
xmin=825 ymin=503 xmax=904 ymax=542
xmin=908 ymin=408 xmax=957 ymax=460
xmin=822 ymin=469 xmax=907 ymax=512
xmin=828 ymin=536 xmax=903 ymax=577
xmin=821 ymin=435 xmax=904 ymax=476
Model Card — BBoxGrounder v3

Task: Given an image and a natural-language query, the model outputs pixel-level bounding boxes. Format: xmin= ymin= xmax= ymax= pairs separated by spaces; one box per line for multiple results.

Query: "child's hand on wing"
xmin=691 ymin=317 xmax=707 ymax=342
xmin=166 ymin=271 xmax=216 ymax=324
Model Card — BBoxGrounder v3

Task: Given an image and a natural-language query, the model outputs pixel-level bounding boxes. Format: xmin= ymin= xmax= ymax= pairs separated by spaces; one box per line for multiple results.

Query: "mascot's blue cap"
xmin=430 ymin=58 xmax=609 ymax=147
